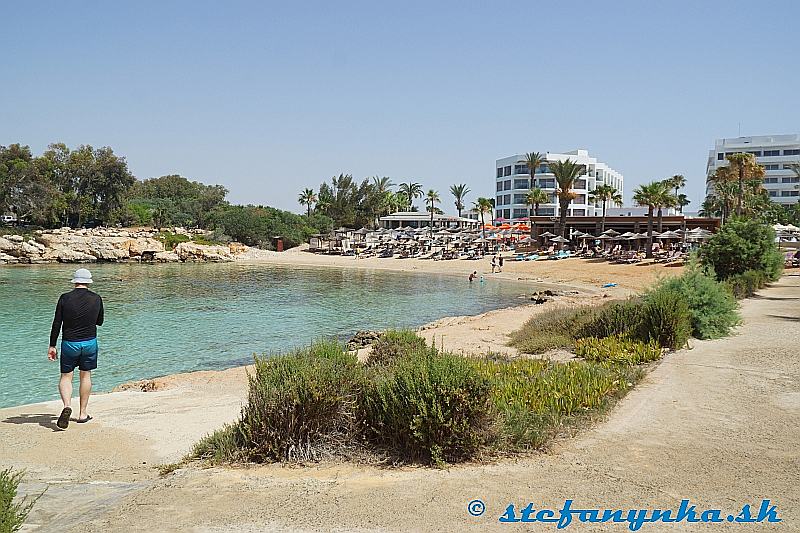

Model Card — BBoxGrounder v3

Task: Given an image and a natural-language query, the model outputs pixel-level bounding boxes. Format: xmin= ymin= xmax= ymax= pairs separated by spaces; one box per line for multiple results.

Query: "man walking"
xmin=48 ymin=268 xmax=104 ymax=429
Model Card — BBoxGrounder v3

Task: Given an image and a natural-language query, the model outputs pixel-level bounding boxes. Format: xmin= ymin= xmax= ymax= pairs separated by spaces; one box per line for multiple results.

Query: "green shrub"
xmin=363 ymin=351 xmax=494 ymax=465
xmin=724 ymin=269 xmax=768 ymax=299
xmin=509 ymin=306 xmax=600 ymax=354
xmin=473 ymin=358 xmax=641 ymax=450
xmin=656 ymin=268 xmax=740 ymax=339
xmin=0 ymin=468 xmax=37 ymax=533
xmin=578 ymin=299 xmax=642 ymax=339
xmin=194 ymin=341 xmax=365 ymax=463
xmin=156 ymin=231 xmax=191 ymax=249
xmin=637 ymin=287 xmax=692 ymax=349
xmin=699 ymin=219 xmax=784 ymax=281
xmin=367 ymin=330 xmax=430 ymax=366
xmin=574 ymin=335 xmax=661 ymax=365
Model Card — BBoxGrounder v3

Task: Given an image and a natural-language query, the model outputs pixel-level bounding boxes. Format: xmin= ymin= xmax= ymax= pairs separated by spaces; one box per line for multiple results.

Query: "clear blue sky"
xmin=2 ymin=0 xmax=798 ymax=213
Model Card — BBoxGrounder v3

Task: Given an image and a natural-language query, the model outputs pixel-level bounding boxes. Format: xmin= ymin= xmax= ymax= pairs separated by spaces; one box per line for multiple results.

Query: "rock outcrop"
xmin=0 ymin=227 xmax=256 ymax=265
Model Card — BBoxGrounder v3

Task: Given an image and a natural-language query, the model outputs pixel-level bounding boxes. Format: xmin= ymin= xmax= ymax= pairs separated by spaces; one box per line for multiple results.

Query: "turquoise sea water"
xmin=0 ymin=263 xmax=531 ymax=408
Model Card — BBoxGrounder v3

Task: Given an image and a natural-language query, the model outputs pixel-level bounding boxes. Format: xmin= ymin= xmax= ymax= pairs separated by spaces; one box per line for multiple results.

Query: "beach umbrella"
xmin=539 ymin=231 xmax=556 ymax=238
xmin=618 ymin=232 xmax=635 ymax=238
xmin=601 ymin=229 xmax=621 ymax=236
xmin=550 ymin=236 xmax=569 ymax=243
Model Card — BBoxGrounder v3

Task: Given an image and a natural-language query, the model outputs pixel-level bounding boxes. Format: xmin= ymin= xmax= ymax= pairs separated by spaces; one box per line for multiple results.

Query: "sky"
xmin=2 ymin=0 xmax=798 ymax=214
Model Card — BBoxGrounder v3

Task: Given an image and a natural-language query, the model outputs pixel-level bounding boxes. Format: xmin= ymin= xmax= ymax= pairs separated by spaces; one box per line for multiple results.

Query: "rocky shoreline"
xmin=0 ymin=227 xmax=259 ymax=264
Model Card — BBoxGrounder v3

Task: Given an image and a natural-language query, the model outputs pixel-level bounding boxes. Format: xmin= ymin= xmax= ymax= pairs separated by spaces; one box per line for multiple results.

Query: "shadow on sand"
xmin=2 ymin=413 xmax=61 ymax=431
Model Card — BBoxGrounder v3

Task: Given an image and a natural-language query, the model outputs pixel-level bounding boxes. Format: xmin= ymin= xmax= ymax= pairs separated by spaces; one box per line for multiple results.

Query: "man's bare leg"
xmin=78 ymin=370 xmax=92 ymax=420
xmin=59 ymin=371 xmax=73 ymax=408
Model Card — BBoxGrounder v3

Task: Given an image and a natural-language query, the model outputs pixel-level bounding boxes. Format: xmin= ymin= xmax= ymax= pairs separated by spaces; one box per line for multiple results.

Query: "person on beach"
xmin=491 ymin=255 xmax=497 ymax=273
xmin=469 ymin=271 xmax=477 ymax=283
xmin=48 ymin=268 xmax=104 ymax=429
xmin=498 ymin=255 xmax=504 ymax=272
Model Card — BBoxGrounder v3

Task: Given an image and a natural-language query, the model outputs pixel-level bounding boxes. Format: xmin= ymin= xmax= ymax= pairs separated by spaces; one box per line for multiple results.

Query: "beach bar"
xmin=379 ymin=211 xmax=481 ymax=230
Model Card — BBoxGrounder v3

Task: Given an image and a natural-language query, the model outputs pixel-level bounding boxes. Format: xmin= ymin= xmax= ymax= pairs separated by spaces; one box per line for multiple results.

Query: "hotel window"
xmin=539 ymin=207 xmax=555 ymax=216
xmin=781 ymin=191 xmax=799 ymax=197
xmin=574 ymin=179 xmax=587 ymax=189
xmin=764 ymin=177 xmax=779 ymax=183
xmin=748 ymin=151 xmax=762 ymax=156
xmin=784 ymin=164 xmax=798 ymax=169
xmin=496 ymin=181 xmax=503 ymax=192
xmin=504 ymin=180 xmax=512 ymax=191
xmin=496 ymin=167 xmax=503 ymax=178
xmin=503 ymin=209 xmax=511 ymax=219
xmin=513 ymin=208 xmax=528 ymax=219
xmin=575 ymin=194 xmax=586 ymax=204
xmin=514 ymin=164 xmax=528 ymax=174
xmin=572 ymin=209 xmax=586 ymax=216
xmin=513 ymin=194 xmax=527 ymax=204
xmin=764 ymin=164 xmax=780 ymax=170
xmin=717 ymin=153 xmax=724 ymax=160
xmin=782 ymin=177 xmax=800 ymax=183
xmin=514 ymin=179 xmax=529 ymax=190
xmin=496 ymin=195 xmax=503 ymax=205
xmin=769 ymin=191 xmax=778 ymax=197
xmin=503 ymin=194 xmax=511 ymax=205
xmin=495 ymin=209 xmax=503 ymax=219
xmin=537 ymin=164 xmax=550 ymax=174
xmin=504 ymin=166 xmax=512 ymax=176
xmin=538 ymin=178 xmax=555 ymax=188
xmin=784 ymin=149 xmax=800 ymax=156
xmin=763 ymin=150 xmax=780 ymax=156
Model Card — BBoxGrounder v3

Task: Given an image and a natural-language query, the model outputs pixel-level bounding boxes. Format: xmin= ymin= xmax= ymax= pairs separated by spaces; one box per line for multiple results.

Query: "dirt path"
xmin=4 ymin=275 xmax=798 ymax=531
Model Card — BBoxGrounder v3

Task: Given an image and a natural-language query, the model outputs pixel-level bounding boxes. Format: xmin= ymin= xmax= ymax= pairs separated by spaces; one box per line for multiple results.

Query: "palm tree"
xmin=550 ymin=159 xmax=585 ymax=238
xmin=372 ymin=176 xmax=394 ymax=194
xmin=632 ymin=182 xmax=664 ymax=259
xmin=676 ymin=193 xmax=691 ymax=214
xmin=474 ymin=197 xmax=493 ymax=244
xmin=653 ymin=181 xmax=677 ymax=233
xmin=399 ymin=182 xmax=423 ymax=211
xmin=298 ymin=188 xmax=317 ymax=218
xmin=667 ymin=174 xmax=686 ymax=198
xmin=725 ymin=153 xmax=764 ymax=216
xmin=588 ymin=184 xmax=622 ymax=233
xmin=449 ymin=183 xmax=471 ymax=218
xmin=524 ymin=152 xmax=546 ymax=190
xmin=425 ymin=189 xmax=441 ymax=236
xmin=524 ymin=187 xmax=549 ymax=238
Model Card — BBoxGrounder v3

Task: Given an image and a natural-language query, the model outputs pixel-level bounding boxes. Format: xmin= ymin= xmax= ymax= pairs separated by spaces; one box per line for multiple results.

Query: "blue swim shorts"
xmin=60 ymin=338 xmax=99 ymax=374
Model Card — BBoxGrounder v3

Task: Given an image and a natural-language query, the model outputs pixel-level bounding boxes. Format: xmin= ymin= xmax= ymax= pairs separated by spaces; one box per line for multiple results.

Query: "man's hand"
xmin=48 ymin=346 xmax=58 ymax=361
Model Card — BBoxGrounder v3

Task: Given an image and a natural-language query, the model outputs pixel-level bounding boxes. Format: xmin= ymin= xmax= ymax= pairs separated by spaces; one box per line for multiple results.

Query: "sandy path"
xmin=3 ymin=274 xmax=798 ymax=531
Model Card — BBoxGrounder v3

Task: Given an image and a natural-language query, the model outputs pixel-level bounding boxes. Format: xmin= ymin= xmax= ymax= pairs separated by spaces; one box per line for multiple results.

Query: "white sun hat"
xmin=70 ymin=268 xmax=93 ymax=284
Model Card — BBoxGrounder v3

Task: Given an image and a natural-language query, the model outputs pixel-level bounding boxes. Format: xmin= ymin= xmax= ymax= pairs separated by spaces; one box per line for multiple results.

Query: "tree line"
xmin=298 ymin=175 xmax=492 ymax=230
xmin=0 ymin=143 xmax=332 ymax=249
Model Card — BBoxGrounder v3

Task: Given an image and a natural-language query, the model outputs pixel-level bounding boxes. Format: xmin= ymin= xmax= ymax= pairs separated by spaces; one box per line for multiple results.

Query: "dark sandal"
xmin=57 ymin=407 xmax=72 ymax=429
xmin=76 ymin=416 xmax=93 ymax=423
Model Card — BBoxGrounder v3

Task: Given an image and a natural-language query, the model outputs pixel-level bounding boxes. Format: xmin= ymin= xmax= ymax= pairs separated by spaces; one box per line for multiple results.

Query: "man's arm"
xmin=49 ymin=296 xmax=63 ymax=360
xmin=96 ymin=295 xmax=104 ymax=326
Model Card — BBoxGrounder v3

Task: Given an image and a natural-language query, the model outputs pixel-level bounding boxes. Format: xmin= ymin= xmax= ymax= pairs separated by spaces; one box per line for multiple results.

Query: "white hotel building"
xmin=494 ymin=149 xmax=624 ymax=221
xmin=706 ymin=134 xmax=800 ymax=205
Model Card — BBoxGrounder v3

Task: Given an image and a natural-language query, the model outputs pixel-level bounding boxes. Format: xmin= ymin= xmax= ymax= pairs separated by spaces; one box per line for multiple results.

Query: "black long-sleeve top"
xmin=50 ymin=289 xmax=104 ymax=346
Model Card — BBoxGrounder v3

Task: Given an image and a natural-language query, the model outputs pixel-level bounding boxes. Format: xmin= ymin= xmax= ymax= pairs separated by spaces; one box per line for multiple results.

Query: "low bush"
xmin=655 ymin=268 xmax=740 ymax=339
xmin=509 ymin=306 xmax=600 ymax=354
xmin=574 ymin=335 xmax=661 ymax=365
xmin=578 ymin=299 xmax=641 ymax=339
xmin=363 ymin=351 xmax=494 ymax=465
xmin=156 ymin=231 xmax=191 ymax=249
xmin=473 ymin=358 xmax=642 ymax=450
xmin=367 ymin=330 xmax=429 ymax=366
xmin=699 ymin=219 xmax=784 ymax=281
xmin=637 ymin=287 xmax=692 ymax=349
xmin=194 ymin=341 xmax=365 ymax=463
xmin=724 ymin=269 xmax=768 ymax=299
xmin=0 ymin=468 xmax=37 ymax=533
